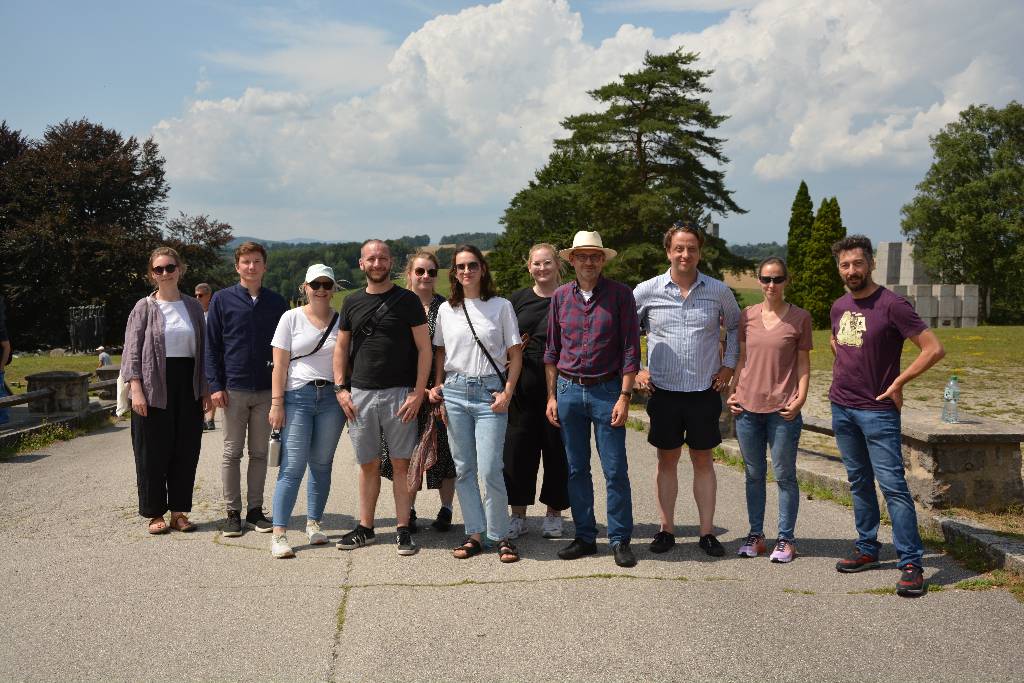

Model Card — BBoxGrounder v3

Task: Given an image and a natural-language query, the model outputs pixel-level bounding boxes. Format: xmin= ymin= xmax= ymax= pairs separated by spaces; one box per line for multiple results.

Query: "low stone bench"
xmin=94 ymin=365 xmax=120 ymax=400
xmin=802 ymin=409 xmax=1024 ymax=512
xmin=25 ymin=371 xmax=92 ymax=414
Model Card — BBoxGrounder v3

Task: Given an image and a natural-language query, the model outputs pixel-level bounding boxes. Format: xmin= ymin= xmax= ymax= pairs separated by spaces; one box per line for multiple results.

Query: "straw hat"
xmin=558 ymin=231 xmax=617 ymax=261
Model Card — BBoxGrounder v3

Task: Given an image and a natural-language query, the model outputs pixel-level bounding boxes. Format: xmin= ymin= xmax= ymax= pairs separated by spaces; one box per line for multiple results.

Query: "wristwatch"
xmin=620 ymin=391 xmax=632 ymax=398
xmin=333 ymin=383 xmax=350 ymax=393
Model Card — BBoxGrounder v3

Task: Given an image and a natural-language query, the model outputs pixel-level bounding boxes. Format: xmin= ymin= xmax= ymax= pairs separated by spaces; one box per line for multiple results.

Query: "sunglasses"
xmin=152 ymin=264 xmax=178 ymax=275
xmin=307 ymin=280 xmax=335 ymax=291
xmin=414 ymin=267 xmax=438 ymax=278
xmin=758 ymin=275 xmax=786 ymax=285
xmin=455 ymin=262 xmax=481 ymax=272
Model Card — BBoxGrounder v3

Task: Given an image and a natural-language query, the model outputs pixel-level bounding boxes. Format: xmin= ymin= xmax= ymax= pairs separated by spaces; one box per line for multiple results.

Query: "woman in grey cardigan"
xmin=121 ymin=246 xmax=211 ymax=534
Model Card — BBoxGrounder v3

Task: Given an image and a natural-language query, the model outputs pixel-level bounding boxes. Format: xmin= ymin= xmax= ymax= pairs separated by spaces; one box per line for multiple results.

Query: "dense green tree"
xmin=164 ymin=212 xmax=235 ymax=293
xmin=784 ymin=180 xmax=814 ymax=308
xmin=491 ymin=49 xmax=748 ymax=293
xmin=901 ymin=101 xmax=1024 ymax=323
xmin=438 ymin=232 xmax=501 ymax=250
xmin=0 ymin=119 xmax=168 ymax=347
xmin=801 ymin=197 xmax=846 ymax=328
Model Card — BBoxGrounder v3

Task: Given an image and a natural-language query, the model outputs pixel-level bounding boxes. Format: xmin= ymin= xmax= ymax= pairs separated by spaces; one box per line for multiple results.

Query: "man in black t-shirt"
xmin=333 ymin=239 xmax=431 ymax=556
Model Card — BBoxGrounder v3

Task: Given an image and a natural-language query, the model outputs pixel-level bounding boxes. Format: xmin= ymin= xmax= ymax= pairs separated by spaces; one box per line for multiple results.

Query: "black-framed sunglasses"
xmin=152 ymin=264 xmax=178 ymax=275
xmin=455 ymin=262 xmax=481 ymax=272
xmin=307 ymin=279 xmax=335 ymax=291
xmin=758 ymin=275 xmax=786 ymax=285
xmin=414 ymin=267 xmax=438 ymax=277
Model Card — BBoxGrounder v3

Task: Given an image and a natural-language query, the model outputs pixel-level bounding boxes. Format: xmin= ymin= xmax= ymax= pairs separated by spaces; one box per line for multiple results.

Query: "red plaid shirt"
xmin=544 ymin=276 xmax=641 ymax=377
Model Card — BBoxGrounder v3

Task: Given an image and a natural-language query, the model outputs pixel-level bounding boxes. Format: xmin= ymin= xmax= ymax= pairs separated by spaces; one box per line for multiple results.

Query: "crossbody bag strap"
xmin=290 ymin=312 xmax=339 ymax=363
xmin=461 ymin=303 xmax=507 ymax=384
xmin=349 ymin=289 xmax=400 ymax=364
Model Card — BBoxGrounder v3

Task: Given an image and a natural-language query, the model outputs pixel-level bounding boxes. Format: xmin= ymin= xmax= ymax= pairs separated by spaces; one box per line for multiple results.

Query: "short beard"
xmin=844 ymin=276 xmax=867 ymax=292
xmin=365 ymin=270 xmax=390 ymax=284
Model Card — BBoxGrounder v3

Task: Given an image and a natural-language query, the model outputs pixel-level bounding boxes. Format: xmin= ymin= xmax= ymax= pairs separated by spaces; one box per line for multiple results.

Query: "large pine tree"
xmin=491 ymin=49 xmax=748 ymax=292
xmin=784 ymin=180 xmax=814 ymax=308
xmin=801 ymin=197 xmax=847 ymax=328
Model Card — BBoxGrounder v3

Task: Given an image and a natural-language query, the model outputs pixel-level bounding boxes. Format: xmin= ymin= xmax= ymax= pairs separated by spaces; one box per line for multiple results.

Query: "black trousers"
xmin=131 ymin=357 xmax=203 ymax=517
xmin=502 ymin=357 xmax=570 ymax=510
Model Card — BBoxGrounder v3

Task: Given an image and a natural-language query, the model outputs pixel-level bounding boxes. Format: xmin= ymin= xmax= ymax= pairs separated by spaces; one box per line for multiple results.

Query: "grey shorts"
xmin=348 ymin=387 xmax=418 ymax=465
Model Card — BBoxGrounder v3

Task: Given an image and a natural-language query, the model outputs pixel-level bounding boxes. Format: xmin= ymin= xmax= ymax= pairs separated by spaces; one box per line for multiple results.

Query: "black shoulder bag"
xmin=290 ymin=312 xmax=339 ymax=363
xmin=461 ymin=303 xmax=507 ymax=384
xmin=349 ymin=289 xmax=400 ymax=365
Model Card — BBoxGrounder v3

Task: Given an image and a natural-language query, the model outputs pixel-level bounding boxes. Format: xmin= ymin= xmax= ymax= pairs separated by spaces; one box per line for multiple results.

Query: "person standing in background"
xmin=96 ymin=346 xmax=112 ymax=367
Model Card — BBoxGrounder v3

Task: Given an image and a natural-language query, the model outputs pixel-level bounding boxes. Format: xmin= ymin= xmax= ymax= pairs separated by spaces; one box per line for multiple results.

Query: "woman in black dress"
xmin=503 ymin=243 xmax=570 ymax=539
xmin=380 ymin=251 xmax=457 ymax=530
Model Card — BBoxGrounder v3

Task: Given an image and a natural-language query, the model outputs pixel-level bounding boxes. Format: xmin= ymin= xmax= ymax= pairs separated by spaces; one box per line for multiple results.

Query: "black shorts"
xmin=646 ymin=386 xmax=723 ymax=451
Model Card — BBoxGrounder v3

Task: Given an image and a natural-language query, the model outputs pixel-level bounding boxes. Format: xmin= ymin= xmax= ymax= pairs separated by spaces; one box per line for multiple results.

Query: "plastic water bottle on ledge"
xmin=941 ymin=375 xmax=960 ymax=423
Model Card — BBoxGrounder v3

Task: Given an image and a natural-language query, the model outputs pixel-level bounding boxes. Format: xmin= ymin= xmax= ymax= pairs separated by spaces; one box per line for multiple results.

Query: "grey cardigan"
xmin=120 ymin=293 xmax=210 ymax=409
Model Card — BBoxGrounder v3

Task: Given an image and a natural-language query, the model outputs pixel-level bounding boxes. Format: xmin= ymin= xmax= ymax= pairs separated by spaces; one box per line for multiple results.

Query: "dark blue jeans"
xmin=556 ymin=377 xmax=633 ymax=546
xmin=735 ymin=410 xmax=802 ymax=541
xmin=832 ymin=403 xmax=923 ymax=568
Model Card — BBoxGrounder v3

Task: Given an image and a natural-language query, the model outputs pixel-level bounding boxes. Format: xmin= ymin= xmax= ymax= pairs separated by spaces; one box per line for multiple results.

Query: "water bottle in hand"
xmin=941 ymin=375 xmax=960 ymax=424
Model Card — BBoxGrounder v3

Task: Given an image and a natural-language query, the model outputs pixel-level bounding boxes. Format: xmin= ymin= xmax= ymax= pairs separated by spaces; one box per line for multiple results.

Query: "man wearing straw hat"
xmin=544 ymin=230 xmax=641 ymax=568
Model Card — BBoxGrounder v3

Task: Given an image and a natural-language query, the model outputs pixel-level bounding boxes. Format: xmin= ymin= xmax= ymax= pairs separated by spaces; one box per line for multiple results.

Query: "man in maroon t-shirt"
xmin=828 ymin=235 xmax=945 ymax=597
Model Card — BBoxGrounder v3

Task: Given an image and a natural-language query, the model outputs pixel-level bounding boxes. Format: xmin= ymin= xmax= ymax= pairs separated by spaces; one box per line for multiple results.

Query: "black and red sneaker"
xmin=835 ymin=549 xmax=880 ymax=573
xmin=896 ymin=564 xmax=925 ymax=597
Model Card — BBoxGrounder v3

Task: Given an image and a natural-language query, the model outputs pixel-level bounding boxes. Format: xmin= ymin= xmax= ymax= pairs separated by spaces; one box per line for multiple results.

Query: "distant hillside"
xmin=439 ymin=232 xmax=501 ymax=250
xmin=729 ymin=241 xmax=788 ymax=262
xmin=227 ymin=236 xmax=324 ymax=249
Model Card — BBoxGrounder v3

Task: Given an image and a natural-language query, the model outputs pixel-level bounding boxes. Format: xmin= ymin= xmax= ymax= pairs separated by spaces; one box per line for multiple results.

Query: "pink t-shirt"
xmin=733 ymin=303 xmax=813 ymax=413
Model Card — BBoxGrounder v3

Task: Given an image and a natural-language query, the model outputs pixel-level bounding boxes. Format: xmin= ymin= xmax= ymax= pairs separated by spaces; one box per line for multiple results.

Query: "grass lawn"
xmin=5 ymin=355 xmax=121 ymax=394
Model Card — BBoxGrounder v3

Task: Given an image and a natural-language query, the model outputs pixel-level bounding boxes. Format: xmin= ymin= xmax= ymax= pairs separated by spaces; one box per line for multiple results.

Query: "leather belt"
xmin=558 ymin=371 xmax=619 ymax=386
xmin=308 ymin=379 xmax=331 ymax=387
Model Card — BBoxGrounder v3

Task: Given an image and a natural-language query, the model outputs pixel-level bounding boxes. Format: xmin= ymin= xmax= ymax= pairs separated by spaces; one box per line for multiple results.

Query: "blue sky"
xmin=3 ymin=1 xmax=1021 ymax=247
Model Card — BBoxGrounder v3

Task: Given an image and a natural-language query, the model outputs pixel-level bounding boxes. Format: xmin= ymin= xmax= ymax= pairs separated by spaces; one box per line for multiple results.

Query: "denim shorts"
xmin=348 ymin=387 xmax=418 ymax=464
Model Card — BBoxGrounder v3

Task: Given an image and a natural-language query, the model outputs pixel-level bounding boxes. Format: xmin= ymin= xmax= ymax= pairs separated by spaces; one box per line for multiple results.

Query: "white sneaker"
xmin=271 ymin=533 xmax=295 ymax=559
xmin=508 ymin=515 xmax=528 ymax=540
xmin=542 ymin=514 xmax=564 ymax=539
xmin=306 ymin=520 xmax=328 ymax=545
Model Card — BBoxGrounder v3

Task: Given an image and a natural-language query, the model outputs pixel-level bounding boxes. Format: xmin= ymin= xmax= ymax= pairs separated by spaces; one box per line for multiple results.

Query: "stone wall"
xmin=876 ymin=241 xmax=978 ymax=328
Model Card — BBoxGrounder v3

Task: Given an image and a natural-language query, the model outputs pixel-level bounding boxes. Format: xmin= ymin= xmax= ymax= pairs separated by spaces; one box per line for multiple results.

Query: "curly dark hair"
xmin=831 ymin=234 xmax=873 ymax=261
xmin=448 ymin=244 xmax=496 ymax=308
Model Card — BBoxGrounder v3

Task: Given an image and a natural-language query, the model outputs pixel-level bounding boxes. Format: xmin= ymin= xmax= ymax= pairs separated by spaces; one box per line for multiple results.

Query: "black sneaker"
xmin=835 ymin=549 xmax=881 ymax=573
xmin=613 ymin=541 xmax=637 ymax=568
xmin=557 ymin=538 xmax=598 ymax=560
xmin=649 ymin=530 xmax=676 ymax=554
xmin=698 ymin=533 xmax=725 ymax=557
xmin=222 ymin=510 xmax=242 ymax=537
xmin=431 ymin=506 xmax=453 ymax=532
xmin=408 ymin=507 xmax=419 ymax=534
xmin=397 ymin=526 xmax=418 ymax=556
xmin=896 ymin=564 xmax=925 ymax=596
xmin=337 ymin=525 xmax=376 ymax=550
xmin=246 ymin=508 xmax=273 ymax=533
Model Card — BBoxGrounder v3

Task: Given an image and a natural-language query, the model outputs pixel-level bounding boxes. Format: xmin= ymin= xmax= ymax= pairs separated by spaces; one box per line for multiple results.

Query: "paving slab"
xmin=1 ymin=418 xmax=1021 ymax=682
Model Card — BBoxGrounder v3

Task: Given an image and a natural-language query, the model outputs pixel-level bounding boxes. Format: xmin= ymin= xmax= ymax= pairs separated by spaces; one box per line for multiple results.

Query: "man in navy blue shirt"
xmin=205 ymin=241 xmax=289 ymax=536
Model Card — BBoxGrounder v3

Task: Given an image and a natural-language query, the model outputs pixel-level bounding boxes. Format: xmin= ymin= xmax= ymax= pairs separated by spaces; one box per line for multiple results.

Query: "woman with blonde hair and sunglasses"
xmin=502 ymin=243 xmax=570 ymax=540
xmin=266 ymin=264 xmax=345 ymax=558
xmin=429 ymin=245 xmax=523 ymax=562
xmin=379 ymin=251 xmax=458 ymax=531
xmin=121 ymin=246 xmax=211 ymax=535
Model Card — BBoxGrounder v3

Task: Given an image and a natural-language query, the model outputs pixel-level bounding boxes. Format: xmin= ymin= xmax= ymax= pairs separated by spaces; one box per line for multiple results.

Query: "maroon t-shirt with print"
xmin=829 ymin=286 xmax=928 ymax=411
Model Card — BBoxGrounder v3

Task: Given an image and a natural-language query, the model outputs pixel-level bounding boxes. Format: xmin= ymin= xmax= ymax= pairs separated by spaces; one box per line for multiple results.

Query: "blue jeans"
xmin=271 ymin=383 xmax=346 ymax=528
xmin=735 ymin=411 xmax=802 ymax=541
xmin=557 ymin=376 xmax=632 ymax=546
xmin=0 ymin=370 xmax=9 ymax=424
xmin=831 ymin=403 xmax=923 ymax=568
xmin=443 ymin=373 xmax=510 ymax=541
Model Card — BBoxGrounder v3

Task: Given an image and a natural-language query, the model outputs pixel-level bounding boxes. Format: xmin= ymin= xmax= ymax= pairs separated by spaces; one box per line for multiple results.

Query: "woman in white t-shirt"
xmin=121 ymin=246 xmax=210 ymax=535
xmin=267 ymin=264 xmax=344 ymax=558
xmin=429 ymin=245 xmax=523 ymax=562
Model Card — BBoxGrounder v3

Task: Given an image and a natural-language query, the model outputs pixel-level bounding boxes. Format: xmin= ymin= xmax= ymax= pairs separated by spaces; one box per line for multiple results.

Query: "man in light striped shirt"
xmin=634 ymin=223 xmax=740 ymax=558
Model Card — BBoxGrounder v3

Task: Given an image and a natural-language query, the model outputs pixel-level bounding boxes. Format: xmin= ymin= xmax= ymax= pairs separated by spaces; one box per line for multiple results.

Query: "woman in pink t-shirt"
xmin=726 ymin=257 xmax=812 ymax=563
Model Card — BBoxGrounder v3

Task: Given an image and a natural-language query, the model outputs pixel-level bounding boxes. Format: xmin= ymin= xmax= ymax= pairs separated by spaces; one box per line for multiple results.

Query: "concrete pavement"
xmin=1 ymin=418 xmax=1021 ymax=682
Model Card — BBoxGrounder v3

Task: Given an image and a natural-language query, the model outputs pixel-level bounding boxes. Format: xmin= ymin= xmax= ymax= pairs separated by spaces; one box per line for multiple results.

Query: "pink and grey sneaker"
xmin=737 ymin=533 xmax=767 ymax=558
xmin=770 ymin=539 xmax=796 ymax=563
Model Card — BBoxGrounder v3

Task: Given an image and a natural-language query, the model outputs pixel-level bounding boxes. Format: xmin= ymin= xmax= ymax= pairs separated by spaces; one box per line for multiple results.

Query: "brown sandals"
xmin=147 ymin=516 xmax=169 ymax=534
xmin=169 ymin=513 xmax=197 ymax=532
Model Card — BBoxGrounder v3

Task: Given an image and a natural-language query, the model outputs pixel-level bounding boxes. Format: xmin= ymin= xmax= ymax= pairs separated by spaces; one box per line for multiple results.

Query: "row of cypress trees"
xmin=784 ymin=181 xmax=847 ymax=328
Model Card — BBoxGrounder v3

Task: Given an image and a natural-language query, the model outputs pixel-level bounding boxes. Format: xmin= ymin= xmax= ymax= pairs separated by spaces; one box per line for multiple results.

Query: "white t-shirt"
xmin=156 ymin=299 xmax=196 ymax=358
xmin=433 ymin=297 xmax=520 ymax=377
xmin=271 ymin=307 xmax=340 ymax=391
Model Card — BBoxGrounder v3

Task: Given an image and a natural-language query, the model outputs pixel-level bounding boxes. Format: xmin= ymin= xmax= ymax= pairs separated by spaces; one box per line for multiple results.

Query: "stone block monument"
xmin=877 ymin=242 xmax=978 ymax=327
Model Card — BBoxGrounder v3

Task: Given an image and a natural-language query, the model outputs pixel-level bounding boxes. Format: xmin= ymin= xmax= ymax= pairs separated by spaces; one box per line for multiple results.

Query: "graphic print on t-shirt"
xmin=836 ymin=311 xmax=867 ymax=348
